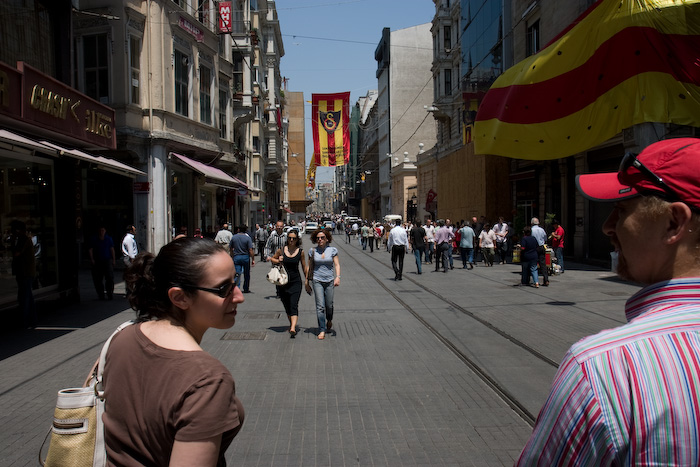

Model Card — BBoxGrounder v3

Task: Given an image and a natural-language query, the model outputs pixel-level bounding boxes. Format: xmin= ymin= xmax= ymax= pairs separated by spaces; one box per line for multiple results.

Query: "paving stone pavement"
xmin=0 ymin=239 xmax=642 ymax=466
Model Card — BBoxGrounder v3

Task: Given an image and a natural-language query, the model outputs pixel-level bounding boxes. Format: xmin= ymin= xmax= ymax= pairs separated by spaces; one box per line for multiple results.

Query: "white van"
xmin=383 ymin=214 xmax=402 ymax=224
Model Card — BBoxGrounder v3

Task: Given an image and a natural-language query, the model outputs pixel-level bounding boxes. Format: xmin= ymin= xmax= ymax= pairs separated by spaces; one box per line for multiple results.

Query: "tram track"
xmin=336 ymin=239 xmax=547 ymax=427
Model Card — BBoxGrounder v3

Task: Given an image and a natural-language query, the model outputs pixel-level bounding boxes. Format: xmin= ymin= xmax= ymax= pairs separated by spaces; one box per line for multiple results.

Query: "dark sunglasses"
xmin=620 ymin=152 xmax=677 ymax=200
xmin=288 ymin=236 xmax=298 ymax=240
xmin=182 ymin=273 xmax=240 ymax=298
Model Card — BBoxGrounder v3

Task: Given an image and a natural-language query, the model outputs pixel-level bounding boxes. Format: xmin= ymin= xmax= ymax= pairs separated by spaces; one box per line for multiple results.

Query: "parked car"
xmin=304 ymin=221 xmax=319 ymax=233
xmin=324 ymin=220 xmax=335 ymax=230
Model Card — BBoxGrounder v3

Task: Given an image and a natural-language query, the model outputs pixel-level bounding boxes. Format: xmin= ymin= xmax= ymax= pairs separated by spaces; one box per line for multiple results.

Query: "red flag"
xmin=474 ymin=0 xmax=700 ymax=160
xmin=312 ymin=92 xmax=350 ymax=167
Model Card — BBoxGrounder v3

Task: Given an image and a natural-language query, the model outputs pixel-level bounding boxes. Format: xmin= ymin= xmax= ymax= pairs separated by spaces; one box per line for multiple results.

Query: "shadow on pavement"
xmin=0 ymin=294 xmax=132 ymax=362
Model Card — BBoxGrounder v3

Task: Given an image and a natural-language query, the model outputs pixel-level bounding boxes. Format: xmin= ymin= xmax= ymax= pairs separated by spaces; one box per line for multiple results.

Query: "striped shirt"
xmin=517 ymin=277 xmax=700 ymax=466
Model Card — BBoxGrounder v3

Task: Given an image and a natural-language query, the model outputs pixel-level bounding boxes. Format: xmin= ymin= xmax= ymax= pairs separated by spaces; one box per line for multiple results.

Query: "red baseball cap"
xmin=576 ymin=138 xmax=700 ymax=209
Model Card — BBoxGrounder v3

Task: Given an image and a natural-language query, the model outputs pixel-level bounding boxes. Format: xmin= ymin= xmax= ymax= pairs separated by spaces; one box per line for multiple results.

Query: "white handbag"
xmin=40 ymin=320 xmax=135 ymax=466
xmin=266 ymin=263 xmax=288 ymax=286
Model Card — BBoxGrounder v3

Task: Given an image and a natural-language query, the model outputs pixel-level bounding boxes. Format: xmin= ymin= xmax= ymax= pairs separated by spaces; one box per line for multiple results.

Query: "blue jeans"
xmin=460 ymin=247 xmax=473 ymax=267
xmin=521 ymin=258 xmax=539 ymax=285
xmin=312 ymin=280 xmax=334 ymax=332
xmin=427 ymin=242 xmax=434 ymax=262
xmin=413 ymin=246 xmax=423 ymax=273
xmin=233 ymin=255 xmax=251 ymax=292
xmin=555 ymin=246 xmax=564 ymax=272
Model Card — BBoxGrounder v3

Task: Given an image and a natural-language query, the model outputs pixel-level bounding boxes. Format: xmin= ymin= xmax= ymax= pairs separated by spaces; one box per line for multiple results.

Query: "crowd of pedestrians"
xmin=345 ymin=214 xmax=565 ymax=289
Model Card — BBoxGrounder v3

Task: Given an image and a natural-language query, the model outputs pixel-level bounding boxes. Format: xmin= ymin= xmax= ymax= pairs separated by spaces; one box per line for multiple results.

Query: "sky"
xmin=275 ymin=0 xmax=436 ymax=183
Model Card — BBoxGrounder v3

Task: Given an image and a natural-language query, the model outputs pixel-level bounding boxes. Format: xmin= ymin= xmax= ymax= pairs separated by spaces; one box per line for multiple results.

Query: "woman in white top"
xmin=478 ymin=222 xmax=497 ymax=267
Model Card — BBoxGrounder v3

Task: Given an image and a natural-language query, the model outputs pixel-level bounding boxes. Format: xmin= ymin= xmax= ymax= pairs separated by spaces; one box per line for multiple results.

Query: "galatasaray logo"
xmin=319 ymin=110 xmax=341 ymax=134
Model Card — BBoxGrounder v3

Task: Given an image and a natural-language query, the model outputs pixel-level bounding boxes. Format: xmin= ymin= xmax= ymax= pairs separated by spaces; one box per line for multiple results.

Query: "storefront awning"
xmin=40 ymin=141 xmax=145 ymax=177
xmin=0 ymin=129 xmax=56 ymax=155
xmin=0 ymin=128 xmax=144 ymax=176
xmin=171 ymin=152 xmax=250 ymax=190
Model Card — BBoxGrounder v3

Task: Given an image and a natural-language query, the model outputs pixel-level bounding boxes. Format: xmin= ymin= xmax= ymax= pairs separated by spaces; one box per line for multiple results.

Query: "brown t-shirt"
xmin=103 ymin=323 xmax=244 ymax=466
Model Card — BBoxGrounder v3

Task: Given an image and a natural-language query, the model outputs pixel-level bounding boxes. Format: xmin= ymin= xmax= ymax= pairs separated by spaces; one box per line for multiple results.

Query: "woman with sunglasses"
xmin=306 ymin=228 xmax=341 ymax=340
xmin=103 ymin=237 xmax=245 ymax=465
xmin=270 ymin=229 xmax=308 ymax=337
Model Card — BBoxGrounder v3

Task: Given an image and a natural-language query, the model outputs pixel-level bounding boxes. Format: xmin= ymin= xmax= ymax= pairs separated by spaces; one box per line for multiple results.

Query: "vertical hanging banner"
xmin=312 ymin=92 xmax=350 ymax=167
xmin=306 ymin=158 xmax=317 ymax=189
xmin=218 ymin=2 xmax=232 ymax=33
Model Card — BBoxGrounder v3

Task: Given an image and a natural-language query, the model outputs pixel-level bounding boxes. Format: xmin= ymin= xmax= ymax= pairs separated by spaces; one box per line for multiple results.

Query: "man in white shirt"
xmin=387 ymin=219 xmax=409 ymax=280
xmin=214 ymin=223 xmax=233 ymax=246
xmin=494 ymin=217 xmax=510 ymax=264
xmin=531 ymin=217 xmax=549 ymax=286
xmin=424 ymin=219 xmax=436 ymax=264
xmin=121 ymin=225 xmax=138 ymax=267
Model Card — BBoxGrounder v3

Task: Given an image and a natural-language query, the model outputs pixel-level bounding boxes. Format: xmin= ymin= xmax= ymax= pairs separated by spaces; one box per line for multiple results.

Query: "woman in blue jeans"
xmin=305 ymin=228 xmax=341 ymax=340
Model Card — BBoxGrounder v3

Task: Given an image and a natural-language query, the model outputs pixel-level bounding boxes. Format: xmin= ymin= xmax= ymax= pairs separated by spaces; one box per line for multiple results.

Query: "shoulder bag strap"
xmin=94 ymin=320 xmax=136 ymax=398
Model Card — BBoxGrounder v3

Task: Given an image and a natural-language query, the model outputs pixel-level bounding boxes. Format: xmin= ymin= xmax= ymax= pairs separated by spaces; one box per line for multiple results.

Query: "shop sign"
xmin=179 ymin=16 xmax=204 ymax=42
xmin=0 ymin=61 xmax=22 ymax=118
xmin=17 ymin=62 xmax=116 ymax=149
xmin=133 ymin=182 xmax=150 ymax=193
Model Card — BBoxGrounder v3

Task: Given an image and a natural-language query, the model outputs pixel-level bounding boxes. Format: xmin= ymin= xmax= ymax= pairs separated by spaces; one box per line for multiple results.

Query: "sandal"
xmin=290 ymin=329 xmax=296 ymax=338
xmin=318 ymin=332 xmax=325 ymax=340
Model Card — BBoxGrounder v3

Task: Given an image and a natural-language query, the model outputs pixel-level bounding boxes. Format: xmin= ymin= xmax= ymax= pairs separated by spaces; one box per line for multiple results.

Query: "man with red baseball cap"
xmin=517 ymin=138 xmax=700 ymax=465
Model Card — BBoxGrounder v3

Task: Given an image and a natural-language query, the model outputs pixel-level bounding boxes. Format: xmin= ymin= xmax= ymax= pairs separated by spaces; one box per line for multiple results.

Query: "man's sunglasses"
xmin=620 ymin=152 xmax=678 ymax=200
xmin=181 ymin=273 xmax=240 ymax=298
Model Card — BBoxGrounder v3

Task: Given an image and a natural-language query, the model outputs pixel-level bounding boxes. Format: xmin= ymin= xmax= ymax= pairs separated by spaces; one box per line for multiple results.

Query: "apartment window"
xmin=443 ymin=25 xmax=451 ymax=50
xmin=219 ymin=34 xmax=227 ymax=58
xmin=253 ymin=136 xmax=260 ymax=152
xmin=129 ymin=36 xmax=141 ymax=105
xmin=233 ymin=52 xmax=244 ymax=93
xmin=526 ymin=20 xmax=540 ymax=56
xmin=199 ymin=65 xmax=212 ymax=124
xmin=82 ymin=34 xmax=109 ymax=103
xmin=444 ymin=69 xmax=452 ymax=96
xmin=197 ymin=0 xmax=210 ymax=27
xmin=174 ymin=49 xmax=189 ymax=117
xmin=172 ymin=0 xmax=183 ymax=7
xmin=219 ymin=81 xmax=228 ymax=139
xmin=253 ymin=172 xmax=261 ymax=189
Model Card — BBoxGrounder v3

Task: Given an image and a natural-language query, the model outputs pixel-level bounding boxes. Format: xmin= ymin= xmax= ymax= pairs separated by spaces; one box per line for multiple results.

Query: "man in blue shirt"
xmin=230 ymin=225 xmax=255 ymax=293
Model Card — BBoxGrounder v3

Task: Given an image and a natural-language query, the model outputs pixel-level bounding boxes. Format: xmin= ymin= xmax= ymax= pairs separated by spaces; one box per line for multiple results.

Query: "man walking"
xmin=409 ymin=220 xmax=426 ymax=274
xmin=458 ymin=222 xmax=475 ymax=269
xmin=121 ymin=225 xmax=138 ymax=267
xmin=214 ymin=223 xmax=233 ymax=247
xmin=88 ymin=226 xmax=115 ymax=300
xmin=253 ymin=223 xmax=269 ymax=261
xmin=517 ymin=138 xmax=700 ymax=465
xmin=387 ymin=219 xmax=408 ymax=280
xmin=494 ymin=216 xmax=509 ymax=264
xmin=531 ymin=218 xmax=549 ymax=286
xmin=424 ymin=219 xmax=435 ymax=264
xmin=434 ymin=220 xmax=454 ymax=273
xmin=361 ymin=222 xmax=370 ymax=250
xmin=230 ymin=225 xmax=255 ymax=293
xmin=265 ymin=221 xmax=287 ymax=261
